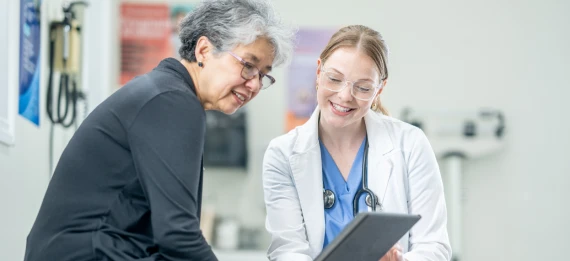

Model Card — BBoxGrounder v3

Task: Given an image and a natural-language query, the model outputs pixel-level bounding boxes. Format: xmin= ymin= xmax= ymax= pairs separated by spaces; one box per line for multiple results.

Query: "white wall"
xmin=1 ymin=0 xmax=569 ymax=260
xmin=371 ymin=1 xmax=570 ymax=260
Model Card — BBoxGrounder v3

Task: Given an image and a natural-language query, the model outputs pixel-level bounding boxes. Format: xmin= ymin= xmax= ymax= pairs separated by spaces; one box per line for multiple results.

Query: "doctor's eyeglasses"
xmin=319 ymin=66 xmax=383 ymax=101
xmin=228 ymin=51 xmax=276 ymax=90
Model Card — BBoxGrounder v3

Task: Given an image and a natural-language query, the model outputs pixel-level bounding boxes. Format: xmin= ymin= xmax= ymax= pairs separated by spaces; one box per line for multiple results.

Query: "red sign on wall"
xmin=119 ymin=3 xmax=173 ymax=85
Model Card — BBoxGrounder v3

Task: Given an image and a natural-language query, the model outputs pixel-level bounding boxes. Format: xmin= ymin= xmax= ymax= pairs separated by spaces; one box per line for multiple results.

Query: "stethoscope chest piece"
xmin=322 ymin=137 xmax=385 ymax=213
xmin=323 ymin=189 xmax=335 ymax=209
xmin=323 ymin=189 xmax=383 ymax=212
xmin=365 ymin=193 xmax=382 ymax=210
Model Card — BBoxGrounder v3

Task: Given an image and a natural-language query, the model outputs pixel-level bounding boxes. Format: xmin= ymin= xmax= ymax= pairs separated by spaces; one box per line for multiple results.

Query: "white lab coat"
xmin=262 ymin=108 xmax=452 ymax=261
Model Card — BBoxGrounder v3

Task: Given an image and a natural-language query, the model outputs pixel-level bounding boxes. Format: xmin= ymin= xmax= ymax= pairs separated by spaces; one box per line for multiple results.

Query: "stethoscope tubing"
xmin=323 ymin=137 xmax=382 ymax=216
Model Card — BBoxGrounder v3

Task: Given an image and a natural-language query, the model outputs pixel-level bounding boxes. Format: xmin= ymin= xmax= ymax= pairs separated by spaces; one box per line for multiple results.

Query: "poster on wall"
xmin=285 ymin=29 xmax=336 ymax=132
xmin=18 ymin=0 xmax=41 ymax=126
xmin=119 ymin=3 xmax=172 ymax=85
xmin=119 ymin=3 xmax=195 ymax=85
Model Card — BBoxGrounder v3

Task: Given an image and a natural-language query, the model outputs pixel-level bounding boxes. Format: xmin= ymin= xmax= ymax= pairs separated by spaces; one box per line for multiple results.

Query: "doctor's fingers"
xmin=388 ymin=247 xmax=403 ymax=261
xmin=390 ymin=248 xmax=403 ymax=261
xmin=395 ymin=249 xmax=403 ymax=261
xmin=392 ymin=243 xmax=402 ymax=252
xmin=378 ymin=247 xmax=402 ymax=261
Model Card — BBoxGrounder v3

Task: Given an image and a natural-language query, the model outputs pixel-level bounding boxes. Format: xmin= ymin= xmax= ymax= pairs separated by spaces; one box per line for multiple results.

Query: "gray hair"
xmin=178 ymin=0 xmax=296 ymax=67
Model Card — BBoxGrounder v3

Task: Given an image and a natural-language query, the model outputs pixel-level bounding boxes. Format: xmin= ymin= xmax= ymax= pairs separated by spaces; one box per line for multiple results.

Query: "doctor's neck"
xmin=318 ymin=117 xmax=367 ymax=150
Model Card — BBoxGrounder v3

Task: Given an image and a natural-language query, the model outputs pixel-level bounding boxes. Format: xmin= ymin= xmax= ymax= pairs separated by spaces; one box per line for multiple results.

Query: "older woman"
xmin=23 ymin=0 xmax=294 ymax=260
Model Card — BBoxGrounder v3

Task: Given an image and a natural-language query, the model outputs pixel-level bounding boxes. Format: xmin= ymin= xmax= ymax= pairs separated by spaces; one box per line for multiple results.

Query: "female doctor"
xmin=262 ymin=25 xmax=451 ymax=261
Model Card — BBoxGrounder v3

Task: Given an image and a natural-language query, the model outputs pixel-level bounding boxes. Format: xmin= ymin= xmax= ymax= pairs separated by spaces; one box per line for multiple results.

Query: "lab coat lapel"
xmin=364 ymin=112 xmax=395 ymax=210
xmin=290 ymin=108 xmax=325 ymax=254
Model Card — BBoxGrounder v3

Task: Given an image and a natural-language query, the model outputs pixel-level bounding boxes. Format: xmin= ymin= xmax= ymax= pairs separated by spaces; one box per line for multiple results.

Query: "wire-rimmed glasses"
xmin=228 ymin=52 xmax=275 ymax=90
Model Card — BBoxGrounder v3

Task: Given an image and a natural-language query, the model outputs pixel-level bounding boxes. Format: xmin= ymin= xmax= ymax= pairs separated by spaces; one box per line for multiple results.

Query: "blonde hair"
xmin=319 ymin=25 xmax=389 ymax=115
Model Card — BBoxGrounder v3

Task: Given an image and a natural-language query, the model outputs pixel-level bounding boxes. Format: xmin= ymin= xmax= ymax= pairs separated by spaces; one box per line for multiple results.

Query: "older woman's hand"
xmin=379 ymin=244 xmax=403 ymax=261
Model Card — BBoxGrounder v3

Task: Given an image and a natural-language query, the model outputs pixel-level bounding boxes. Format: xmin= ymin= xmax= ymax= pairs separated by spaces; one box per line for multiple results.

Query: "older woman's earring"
xmin=371 ymin=102 xmax=378 ymax=110
xmin=316 ymin=84 xmax=319 ymax=90
xmin=198 ymin=61 xmax=203 ymax=67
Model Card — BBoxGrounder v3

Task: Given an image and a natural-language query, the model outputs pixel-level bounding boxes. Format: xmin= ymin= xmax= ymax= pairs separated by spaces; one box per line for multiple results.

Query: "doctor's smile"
xmin=329 ymin=101 xmax=357 ymax=115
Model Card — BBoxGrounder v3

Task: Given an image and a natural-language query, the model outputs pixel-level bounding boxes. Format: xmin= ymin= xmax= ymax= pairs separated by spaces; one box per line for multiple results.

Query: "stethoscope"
xmin=323 ymin=138 xmax=383 ymax=217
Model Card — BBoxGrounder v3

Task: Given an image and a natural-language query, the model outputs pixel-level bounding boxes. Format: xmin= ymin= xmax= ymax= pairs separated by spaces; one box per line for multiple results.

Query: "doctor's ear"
xmin=194 ymin=36 xmax=212 ymax=63
xmin=381 ymin=79 xmax=388 ymax=88
xmin=376 ymin=79 xmax=388 ymax=95
xmin=315 ymin=59 xmax=324 ymax=85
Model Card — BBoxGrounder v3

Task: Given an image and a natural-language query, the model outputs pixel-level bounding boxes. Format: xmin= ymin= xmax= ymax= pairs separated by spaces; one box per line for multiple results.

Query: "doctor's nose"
xmin=337 ymin=83 xmax=354 ymax=102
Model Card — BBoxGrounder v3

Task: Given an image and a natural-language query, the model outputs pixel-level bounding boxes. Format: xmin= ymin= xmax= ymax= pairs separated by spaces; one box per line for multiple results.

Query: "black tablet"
xmin=315 ymin=212 xmax=421 ymax=261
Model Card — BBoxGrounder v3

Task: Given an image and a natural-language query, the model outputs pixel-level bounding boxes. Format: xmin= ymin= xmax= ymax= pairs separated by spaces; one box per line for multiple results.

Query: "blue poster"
xmin=18 ymin=0 xmax=41 ymax=126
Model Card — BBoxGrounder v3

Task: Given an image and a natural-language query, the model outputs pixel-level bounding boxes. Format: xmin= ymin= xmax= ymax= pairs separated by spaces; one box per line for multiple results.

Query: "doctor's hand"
xmin=379 ymin=244 xmax=403 ymax=261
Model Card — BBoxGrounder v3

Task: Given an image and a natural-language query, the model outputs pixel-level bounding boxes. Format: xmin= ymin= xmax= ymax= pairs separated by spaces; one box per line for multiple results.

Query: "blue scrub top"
xmin=320 ymin=138 xmax=369 ymax=249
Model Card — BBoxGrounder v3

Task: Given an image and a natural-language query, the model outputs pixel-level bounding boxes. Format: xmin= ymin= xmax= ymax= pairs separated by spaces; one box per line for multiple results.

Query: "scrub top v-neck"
xmin=320 ymin=138 xmax=368 ymax=248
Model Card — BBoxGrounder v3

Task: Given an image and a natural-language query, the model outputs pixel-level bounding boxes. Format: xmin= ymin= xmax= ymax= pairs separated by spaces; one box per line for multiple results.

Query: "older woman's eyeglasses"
xmin=319 ymin=66 xmax=383 ymax=101
xmin=228 ymin=52 xmax=275 ymax=90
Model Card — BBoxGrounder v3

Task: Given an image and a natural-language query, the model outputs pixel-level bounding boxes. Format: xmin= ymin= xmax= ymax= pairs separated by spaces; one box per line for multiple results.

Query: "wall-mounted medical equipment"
xmin=401 ymin=107 xmax=506 ymax=261
xmin=46 ymin=0 xmax=89 ymax=175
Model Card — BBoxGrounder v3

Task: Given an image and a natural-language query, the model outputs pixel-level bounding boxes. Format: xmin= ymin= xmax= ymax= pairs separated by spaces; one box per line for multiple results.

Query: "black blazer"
xmin=24 ymin=58 xmax=217 ymax=261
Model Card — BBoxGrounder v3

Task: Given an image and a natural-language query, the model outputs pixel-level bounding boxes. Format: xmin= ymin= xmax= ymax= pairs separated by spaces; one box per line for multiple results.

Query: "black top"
xmin=24 ymin=58 xmax=218 ymax=261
